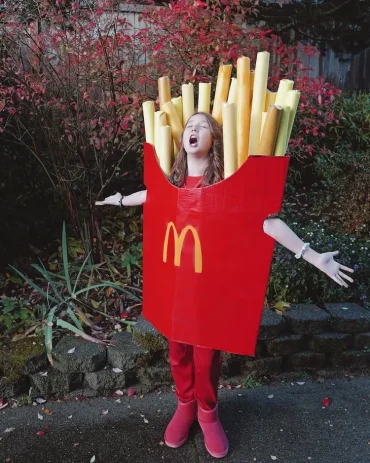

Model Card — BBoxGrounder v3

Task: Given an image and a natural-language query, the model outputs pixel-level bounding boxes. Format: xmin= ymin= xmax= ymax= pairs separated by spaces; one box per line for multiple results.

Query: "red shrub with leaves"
xmin=0 ymin=0 xmax=341 ymax=257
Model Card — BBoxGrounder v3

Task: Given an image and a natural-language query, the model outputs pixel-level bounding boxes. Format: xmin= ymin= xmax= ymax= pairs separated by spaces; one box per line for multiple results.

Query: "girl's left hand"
xmin=314 ymin=250 xmax=354 ymax=287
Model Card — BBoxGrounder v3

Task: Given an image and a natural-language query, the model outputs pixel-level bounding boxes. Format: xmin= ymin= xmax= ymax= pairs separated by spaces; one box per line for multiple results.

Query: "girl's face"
xmin=183 ymin=114 xmax=213 ymax=157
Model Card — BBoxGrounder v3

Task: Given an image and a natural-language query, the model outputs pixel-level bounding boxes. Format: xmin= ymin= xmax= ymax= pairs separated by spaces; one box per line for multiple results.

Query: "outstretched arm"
xmin=95 ymin=190 xmax=147 ymax=207
xmin=263 ymin=218 xmax=354 ymax=288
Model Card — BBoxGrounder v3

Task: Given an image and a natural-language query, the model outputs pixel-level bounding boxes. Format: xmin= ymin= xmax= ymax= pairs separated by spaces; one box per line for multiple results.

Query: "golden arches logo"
xmin=163 ymin=222 xmax=203 ymax=273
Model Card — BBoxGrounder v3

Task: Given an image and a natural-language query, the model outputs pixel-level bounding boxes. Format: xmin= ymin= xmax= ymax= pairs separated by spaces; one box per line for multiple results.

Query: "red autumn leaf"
xmin=322 ymin=397 xmax=330 ymax=407
xmin=127 ymin=388 xmax=136 ymax=397
xmin=37 ymin=431 xmax=45 ymax=436
xmin=44 ymin=425 xmax=50 ymax=430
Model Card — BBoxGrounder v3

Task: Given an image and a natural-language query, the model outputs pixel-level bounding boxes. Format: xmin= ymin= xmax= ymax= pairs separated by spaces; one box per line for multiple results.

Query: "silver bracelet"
xmin=295 ymin=243 xmax=310 ymax=259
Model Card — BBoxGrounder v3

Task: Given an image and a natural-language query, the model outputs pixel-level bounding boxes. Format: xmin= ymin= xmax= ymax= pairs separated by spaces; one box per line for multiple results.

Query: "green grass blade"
xmin=32 ymin=263 xmax=64 ymax=303
xmin=66 ymin=305 xmax=83 ymax=331
xmin=74 ymin=282 xmax=141 ymax=301
xmin=56 ymin=319 xmax=108 ymax=345
xmin=45 ymin=304 xmax=59 ymax=365
xmin=72 ymin=251 xmax=92 ymax=295
xmin=62 ymin=222 xmax=72 ymax=296
xmin=9 ymin=265 xmax=59 ymax=304
xmin=83 ymin=221 xmax=93 ymax=269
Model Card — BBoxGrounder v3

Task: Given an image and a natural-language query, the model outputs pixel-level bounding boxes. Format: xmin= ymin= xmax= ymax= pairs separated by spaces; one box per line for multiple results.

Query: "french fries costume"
xmin=142 ymin=53 xmax=300 ymax=356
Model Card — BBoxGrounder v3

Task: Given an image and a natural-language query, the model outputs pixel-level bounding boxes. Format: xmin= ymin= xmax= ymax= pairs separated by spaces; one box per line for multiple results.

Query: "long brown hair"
xmin=169 ymin=112 xmax=224 ymax=187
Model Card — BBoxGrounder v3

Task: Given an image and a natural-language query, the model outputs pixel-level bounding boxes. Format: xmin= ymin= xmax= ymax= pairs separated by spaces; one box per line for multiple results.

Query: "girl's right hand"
xmin=95 ymin=192 xmax=122 ymax=207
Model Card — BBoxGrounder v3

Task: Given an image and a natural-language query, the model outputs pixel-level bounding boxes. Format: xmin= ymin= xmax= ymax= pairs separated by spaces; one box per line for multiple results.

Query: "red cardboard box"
xmin=143 ymin=143 xmax=289 ymax=356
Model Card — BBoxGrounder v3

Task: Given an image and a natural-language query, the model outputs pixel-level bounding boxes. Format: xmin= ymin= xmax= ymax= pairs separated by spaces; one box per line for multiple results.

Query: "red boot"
xmin=164 ymin=399 xmax=197 ymax=448
xmin=198 ymin=404 xmax=229 ymax=458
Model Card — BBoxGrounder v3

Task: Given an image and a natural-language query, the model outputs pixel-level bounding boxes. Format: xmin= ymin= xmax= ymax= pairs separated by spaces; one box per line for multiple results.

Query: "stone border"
xmin=1 ymin=303 xmax=370 ymax=399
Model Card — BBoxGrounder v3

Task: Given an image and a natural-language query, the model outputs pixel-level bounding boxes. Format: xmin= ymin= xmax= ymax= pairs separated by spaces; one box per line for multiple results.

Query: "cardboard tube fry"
xmin=198 ymin=83 xmax=212 ymax=113
xmin=249 ymin=52 xmax=270 ymax=155
xmin=182 ymin=83 xmax=194 ymax=126
xmin=260 ymin=111 xmax=267 ymax=139
xmin=275 ymin=79 xmax=294 ymax=106
xmin=274 ymin=105 xmax=290 ymax=156
xmin=236 ymin=56 xmax=251 ymax=166
xmin=158 ymin=76 xmax=172 ymax=110
xmin=212 ymin=64 xmax=232 ymax=125
xmin=227 ymin=78 xmax=237 ymax=105
xmin=154 ymin=110 xmax=167 ymax=157
xmin=172 ymin=96 xmax=183 ymax=125
xmin=142 ymin=101 xmax=155 ymax=145
xmin=222 ymin=103 xmax=237 ymax=178
xmin=265 ymin=90 xmax=277 ymax=112
xmin=162 ymin=101 xmax=183 ymax=148
xmin=158 ymin=125 xmax=172 ymax=175
xmin=257 ymin=105 xmax=282 ymax=156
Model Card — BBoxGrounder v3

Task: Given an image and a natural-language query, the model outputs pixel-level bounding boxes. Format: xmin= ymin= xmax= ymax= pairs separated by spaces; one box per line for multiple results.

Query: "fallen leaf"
xmin=127 ymin=388 xmax=136 ymax=397
xmin=44 ymin=425 xmax=50 ymax=431
xmin=115 ymin=399 xmax=121 ymax=404
xmin=36 ymin=398 xmax=47 ymax=404
xmin=37 ymin=413 xmax=44 ymax=420
xmin=39 ymin=372 xmax=48 ymax=377
xmin=4 ymin=428 xmax=15 ymax=433
xmin=0 ymin=398 xmax=8 ymax=410
xmin=37 ymin=431 xmax=45 ymax=436
xmin=68 ymin=415 xmax=73 ymax=419
xmin=114 ymin=390 xmax=124 ymax=396
xmin=112 ymin=368 xmax=122 ymax=373
xmin=271 ymin=457 xmax=278 ymax=461
xmin=144 ymin=418 xmax=149 ymax=423
xmin=90 ymin=456 xmax=96 ymax=463
xmin=268 ymin=394 xmax=274 ymax=399
xmin=322 ymin=397 xmax=330 ymax=407
xmin=67 ymin=348 xmax=76 ymax=354
xmin=44 ymin=409 xmax=52 ymax=416
xmin=102 ymin=410 xmax=109 ymax=415
xmin=226 ymin=385 xmax=232 ymax=390
xmin=296 ymin=382 xmax=305 ymax=386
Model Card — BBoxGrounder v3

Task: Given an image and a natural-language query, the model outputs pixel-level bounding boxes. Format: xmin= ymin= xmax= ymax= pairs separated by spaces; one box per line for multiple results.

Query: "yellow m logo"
xmin=163 ymin=222 xmax=203 ymax=273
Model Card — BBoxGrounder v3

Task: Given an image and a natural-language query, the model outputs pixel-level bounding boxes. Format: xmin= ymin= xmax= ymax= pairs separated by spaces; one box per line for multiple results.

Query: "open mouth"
xmin=189 ymin=135 xmax=198 ymax=146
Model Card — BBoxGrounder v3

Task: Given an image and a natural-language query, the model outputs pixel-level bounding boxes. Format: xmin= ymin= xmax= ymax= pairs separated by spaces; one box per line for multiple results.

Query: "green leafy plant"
xmin=267 ymin=219 xmax=370 ymax=309
xmin=0 ymin=298 xmax=33 ymax=331
xmin=121 ymin=242 xmax=143 ymax=278
xmin=10 ymin=222 xmax=141 ymax=365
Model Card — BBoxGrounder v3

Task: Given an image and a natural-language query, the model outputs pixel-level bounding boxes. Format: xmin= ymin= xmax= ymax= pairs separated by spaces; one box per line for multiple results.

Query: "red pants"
xmin=169 ymin=341 xmax=222 ymax=410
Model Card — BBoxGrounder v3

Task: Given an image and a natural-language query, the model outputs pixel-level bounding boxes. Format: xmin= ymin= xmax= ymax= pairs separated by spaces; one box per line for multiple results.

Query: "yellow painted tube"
xmin=171 ymin=96 xmax=183 ymax=125
xmin=250 ymin=70 xmax=255 ymax=103
xmin=158 ymin=125 xmax=172 ymax=176
xmin=260 ymin=111 xmax=267 ymax=139
xmin=236 ymin=56 xmax=251 ymax=166
xmin=162 ymin=101 xmax=183 ymax=148
xmin=275 ymin=79 xmax=294 ymax=106
xmin=257 ymin=105 xmax=282 ymax=156
xmin=285 ymin=89 xmax=301 ymax=151
xmin=173 ymin=141 xmax=179 ymax=158
xmin=274 ymin=105 xmax=290 ymax=156
xmin=227 ymin=78 xmax=237 ymax=105
xmin=158 ymin=76 xmax=172 ymax=110
xmin=198 ymin=83 xmax=212 ymax=113
xmin=265 ymin=90 xmax=277 ymax=112
xmin=142 ymin=100 xmax=155 ymax=145
xmin=249 ymin=51 xmax=270 ymax=155
xmin=182 ymin=83 xmax=195 ymax=126
xmin=212 ymin=64 xmax=232 ymax=125
xmin=154 ymin=110 xmax=167 ymax=157
xmin=222 ymin=102 xmax=237 ymax=178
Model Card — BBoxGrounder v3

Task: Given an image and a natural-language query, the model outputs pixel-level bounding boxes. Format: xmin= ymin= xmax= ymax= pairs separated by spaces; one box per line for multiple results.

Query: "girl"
xmin=96 ymin=112 xmax=354 ymax=459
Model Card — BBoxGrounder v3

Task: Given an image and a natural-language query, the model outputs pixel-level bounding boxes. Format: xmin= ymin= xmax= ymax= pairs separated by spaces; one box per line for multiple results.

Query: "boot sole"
xmin=205 ymin=442 xmax=229 ymax=459
xmin=164 ymin=434 xmax=188 ymax=448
